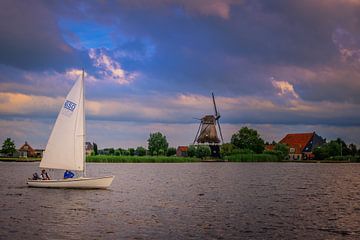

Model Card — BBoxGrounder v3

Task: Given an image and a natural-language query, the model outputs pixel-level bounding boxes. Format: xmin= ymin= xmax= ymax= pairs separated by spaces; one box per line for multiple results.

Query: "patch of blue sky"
xmin=58 ymin=18 xmax=118 ymax=50
xmin=114 ymin=38 xmax=156 ymax=61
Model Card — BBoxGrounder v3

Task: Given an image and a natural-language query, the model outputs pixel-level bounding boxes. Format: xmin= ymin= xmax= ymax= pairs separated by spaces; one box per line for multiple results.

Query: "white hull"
xmin=27 ymin=176 xmax=114 ymax=189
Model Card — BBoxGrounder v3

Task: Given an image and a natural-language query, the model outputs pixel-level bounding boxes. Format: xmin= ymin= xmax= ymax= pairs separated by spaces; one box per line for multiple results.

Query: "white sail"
xmin=40 ymin=76 xmax=85 ymax=171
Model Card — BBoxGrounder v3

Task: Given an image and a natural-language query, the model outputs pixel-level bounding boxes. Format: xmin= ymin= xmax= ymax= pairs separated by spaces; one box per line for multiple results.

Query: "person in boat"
xmin=41 ymin=169 xmax=50 ymax=180
xmin=64 ymin=170 xmax=75 ymax=179
xmin=30 ymin=172 xmax=41 ymax=180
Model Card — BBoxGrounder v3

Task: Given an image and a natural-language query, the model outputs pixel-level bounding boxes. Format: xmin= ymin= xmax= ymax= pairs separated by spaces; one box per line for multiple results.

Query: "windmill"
xmin=193 ymin=93 xmax=224 ymax=157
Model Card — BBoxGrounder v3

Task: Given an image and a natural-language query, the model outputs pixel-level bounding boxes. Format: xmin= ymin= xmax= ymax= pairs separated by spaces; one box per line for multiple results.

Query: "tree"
xmin=335 ymin=138 xmax=350 ymax=156
xmin=313 ymin=140 xmax=341 ymax=160
xmin=147 ymin=132 xmax=169 ymax=156
xmin=166 ymin=147 xmax=176 ymax=156
xmin=349 ymin=143 xmax=357 ymax=156
xmin=109 ymin=148 xmax=115 ymax=155
xmin=129 ymin=148 xmax=135 ymax=156
xmin=136 ymin=146 xmax=146 ymax=156
xmin=231 ymin=127 xmax=265 ymax=153
xmin=220 ymin=143 xmax=235 ymax=156
xmin=274 ymin=143 xmax=289 ymax=160
xmin=93 ymin=142 xmax=98 ymax=155
xmin=195 ymin=145 xmax=211 ymax=159
xmin=1 ymin=138 xmax=16 ymax=156
xmin=188 ymin=145 xmax=196 ymax=157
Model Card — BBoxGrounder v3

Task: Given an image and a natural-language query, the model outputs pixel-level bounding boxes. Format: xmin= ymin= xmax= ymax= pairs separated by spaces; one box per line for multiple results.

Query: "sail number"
xmin=64 ymin=100 xmax=77 ymax=112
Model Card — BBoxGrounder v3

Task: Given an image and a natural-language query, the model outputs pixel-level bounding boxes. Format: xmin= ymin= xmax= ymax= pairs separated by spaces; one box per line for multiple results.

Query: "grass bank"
xmin=0 ymin=157 xmax=41 ymax=162
xmin=224 ymin=153 xmax=282 ymax=162
xmin=86 ymin=155 xmax=199 ymax=163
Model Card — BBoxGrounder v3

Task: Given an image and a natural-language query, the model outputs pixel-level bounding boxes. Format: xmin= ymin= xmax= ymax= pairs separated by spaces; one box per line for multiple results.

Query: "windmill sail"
xmin=40 ymin=77 xmax=85 ymax=171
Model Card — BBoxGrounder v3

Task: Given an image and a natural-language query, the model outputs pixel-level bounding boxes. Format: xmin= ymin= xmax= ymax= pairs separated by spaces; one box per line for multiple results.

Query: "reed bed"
xmin=86 ymin=155 xmax=199 ymax=163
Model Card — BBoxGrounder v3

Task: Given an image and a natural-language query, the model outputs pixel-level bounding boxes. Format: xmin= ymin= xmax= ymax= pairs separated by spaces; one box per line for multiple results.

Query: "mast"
xmin=82 ymin=68 xmax=86 ymax=177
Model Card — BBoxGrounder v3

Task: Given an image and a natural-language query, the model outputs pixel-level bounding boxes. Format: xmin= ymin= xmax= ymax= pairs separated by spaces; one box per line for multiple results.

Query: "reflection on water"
xmin=1 ymin=162 xmax=360 ymax=239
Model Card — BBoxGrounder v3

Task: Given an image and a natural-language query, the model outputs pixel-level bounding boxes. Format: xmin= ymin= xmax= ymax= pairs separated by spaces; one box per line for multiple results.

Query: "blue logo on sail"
xmin=64 ymin=100 xmax=77 ymax=112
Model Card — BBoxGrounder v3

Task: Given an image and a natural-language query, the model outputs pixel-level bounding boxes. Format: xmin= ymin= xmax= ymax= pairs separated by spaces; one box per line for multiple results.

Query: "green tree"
xmin=220 ymin=143 xmax=235 ymax=156
xmin=136 ymin=146 xmax=146 ymax=156
xmin=109 ymin=148 xmax=115 ymax=155
xmin=188 ymin=145 xmax=196 ymax=157
xmin=349 ymin=143 xmax=357 ymax=156
xmin=129 ymin=148 xmax=135 ymax=156
xmin=313 ymin=140 xmax=341 ymax=160
xmin=195 ymin=145 xmax=211 ymax=159
xmin=166 ymin=147 xmax=176 ymax=156
xmin=93 ymin=142 xmax=98 ymax=155
xmin=335 ymin=138 xmax=350 ymax=156
xmin=1 ymin=138 xmax=16 ymax=156
xmin=274 ymin=143 xmax=289 ymax=160
xmin=147 ymin=132 xmax=169 ymax=156
xmin=231 ymin=127 xmax=265 ymax=153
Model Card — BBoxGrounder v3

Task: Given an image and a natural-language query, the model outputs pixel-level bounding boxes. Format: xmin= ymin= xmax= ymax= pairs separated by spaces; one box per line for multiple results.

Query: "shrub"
xmin=136 ymin=146 xmax=146 ymax=156
xmin=166 ymin=147 xmax=176 ymax=156
xmin=188 ymin=145 xmax=196 ymax=157
xmin=195 ymin=145 xmax=211 ymax=159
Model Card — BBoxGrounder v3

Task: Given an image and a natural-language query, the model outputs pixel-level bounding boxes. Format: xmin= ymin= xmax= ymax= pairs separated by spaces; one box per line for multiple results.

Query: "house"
xmin=18 ymin=141 xmax=36 ymax=158
xmin=279 ymin=132 xmax=325 ymax=160
xmin=85 ymin=142 xmax=94 ymax=156
xmin=176 ymin=146 xmax=189 ymax=157
xmin=264 ymin=144 xmax=276 ymax=151
xmin=34 ymin=149 xmax=44 ymax=158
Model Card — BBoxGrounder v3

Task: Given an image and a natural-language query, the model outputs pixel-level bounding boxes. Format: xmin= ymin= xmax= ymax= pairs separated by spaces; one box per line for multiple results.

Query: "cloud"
xmin=271 ymin=79 xmax=299 ymax=99
xmin=1 ymin=90 xmax=359 ymax=127
xmin=0 ymin=65 xmax=101 ymax=97
xmin=89 ymin=49 xmax=138 ymax=85
xmin=110 ymin=0 xmax=242 ymax=19
xmin=0 ymin=0 xmax=84 ymax=70
xmin=0 ymin=92 xmax=62 ymax=116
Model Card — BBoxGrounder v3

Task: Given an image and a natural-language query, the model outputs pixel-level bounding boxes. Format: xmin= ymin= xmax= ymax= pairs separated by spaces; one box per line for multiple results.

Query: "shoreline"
xmin=0 ymin=157 xmax=354 ymax=163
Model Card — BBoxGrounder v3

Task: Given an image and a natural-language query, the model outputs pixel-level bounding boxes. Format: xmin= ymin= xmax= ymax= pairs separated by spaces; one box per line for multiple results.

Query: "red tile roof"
xmin=265 ymin=144 xmax=275 ymax=151
xmin=18 ymin=141 xmax=36 ymax=157
xmin=279 ymin=132 xmax=314 ymax=154
xmin=177 ymin=146 xmax=188 ymax=152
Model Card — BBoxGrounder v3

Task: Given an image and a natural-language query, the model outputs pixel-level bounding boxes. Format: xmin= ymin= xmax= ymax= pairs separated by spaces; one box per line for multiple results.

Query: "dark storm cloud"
xmin=1 ymin=0 xmax=360 ymax=126
xmin=0 ymin=0 xmax=85 ymax=71
xmin=58 ymin=0 xmax=360 ymax=100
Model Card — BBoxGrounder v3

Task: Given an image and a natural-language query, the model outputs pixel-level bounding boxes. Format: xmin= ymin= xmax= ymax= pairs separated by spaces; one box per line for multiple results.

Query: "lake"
xmin=1 ymin=162 xmax=360 ymax=239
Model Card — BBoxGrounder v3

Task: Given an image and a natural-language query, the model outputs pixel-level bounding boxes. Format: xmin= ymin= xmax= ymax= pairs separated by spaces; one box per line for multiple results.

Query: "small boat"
xmin=27 ymin=70 xmax=114 ymax=189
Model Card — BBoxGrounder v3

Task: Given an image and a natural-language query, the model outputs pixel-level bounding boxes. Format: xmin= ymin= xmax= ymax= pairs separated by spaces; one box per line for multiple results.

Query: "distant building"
xmin=85 ymin=142 xmax=94 ymax=156
xmin=34 ymin=149 xmax=44 ymax=158
xmin=280 ymin=132 xmax=325 ymax=160
xmin=176 ymin=146 xmax=189 ymax=157
xmin=18 ymin=141 xmax=36 ymax=158
xmin=264 ymin=144 xmax=276 ymax=151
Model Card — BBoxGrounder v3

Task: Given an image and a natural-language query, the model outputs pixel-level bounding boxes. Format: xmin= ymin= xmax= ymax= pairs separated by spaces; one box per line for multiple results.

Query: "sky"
xmin=1 ymin=0 xmax=360 ymax=149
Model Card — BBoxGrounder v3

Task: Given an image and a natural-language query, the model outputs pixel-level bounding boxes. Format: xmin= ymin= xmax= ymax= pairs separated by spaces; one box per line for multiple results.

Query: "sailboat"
xmin=27 ymin=70 xmax=114 ymax=189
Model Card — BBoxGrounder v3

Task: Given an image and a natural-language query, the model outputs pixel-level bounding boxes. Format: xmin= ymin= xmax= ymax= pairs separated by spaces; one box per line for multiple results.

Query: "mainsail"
xmin=40 ymin=76 xmax=85 ymax=171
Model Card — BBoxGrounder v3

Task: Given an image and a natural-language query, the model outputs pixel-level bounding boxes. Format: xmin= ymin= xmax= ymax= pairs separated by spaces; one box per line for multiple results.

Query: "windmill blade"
xmin=212 ymin=92 xmax=219 ymax=117
xmin=193 ymin=122 xmax=202 ymax=144
xmin=217 ymin=119 xmax=224 ymax=143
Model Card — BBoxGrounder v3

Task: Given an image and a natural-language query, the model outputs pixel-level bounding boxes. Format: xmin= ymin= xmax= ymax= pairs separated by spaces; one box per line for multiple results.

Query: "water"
xmin=1 ymin=162 xmax=360 ymax=239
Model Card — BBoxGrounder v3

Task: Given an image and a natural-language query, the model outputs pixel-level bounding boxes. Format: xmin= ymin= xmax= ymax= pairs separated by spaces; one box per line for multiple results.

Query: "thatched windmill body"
xmin=193 ymin=93 xmax=224 ymax=157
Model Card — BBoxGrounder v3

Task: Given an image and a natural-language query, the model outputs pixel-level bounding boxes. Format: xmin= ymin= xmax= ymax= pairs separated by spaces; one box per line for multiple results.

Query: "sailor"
xmin=64 ymin=170 xmax=75 ymax=179
xmin=41 ymin=169 xmax=50 ymax=180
